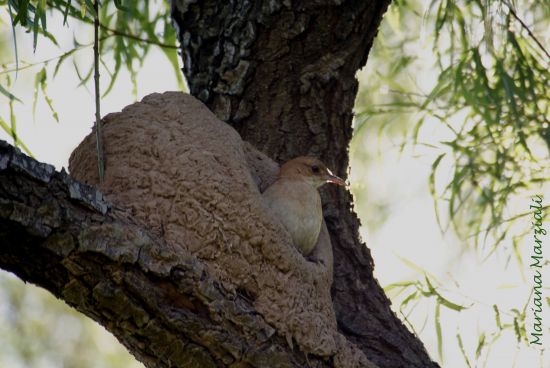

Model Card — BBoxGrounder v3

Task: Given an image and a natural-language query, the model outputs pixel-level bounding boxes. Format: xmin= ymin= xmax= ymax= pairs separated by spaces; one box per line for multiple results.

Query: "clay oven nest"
xmin=69 ymin=92 xmax=372 ymax=366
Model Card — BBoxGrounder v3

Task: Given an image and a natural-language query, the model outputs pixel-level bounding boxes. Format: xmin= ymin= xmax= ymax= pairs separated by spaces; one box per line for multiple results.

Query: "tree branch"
xmin=99 ymin=24 xmax=179 ymax=50
xmin=0 ymin=140 xmax=318 ymax=368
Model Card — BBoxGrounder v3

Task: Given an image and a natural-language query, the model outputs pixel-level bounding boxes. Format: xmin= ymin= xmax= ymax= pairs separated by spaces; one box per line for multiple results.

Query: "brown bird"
xmin=262 ymin=156 xmax=346 ymax=256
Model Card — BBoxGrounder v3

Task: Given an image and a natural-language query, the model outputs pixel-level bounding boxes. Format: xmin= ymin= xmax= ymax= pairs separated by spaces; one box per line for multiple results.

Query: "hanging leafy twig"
xmin=7 ymin=1 xmax=19 ymax=77
xmin=99 ymin=23 xmax=177 ymax=49
xmin=502 ymin=0 xmax=550 ymax=60
xmin=93 ymin=0 xmax=104 ymax=182
xmin=0 ymin=36 xmax=108 ymax=76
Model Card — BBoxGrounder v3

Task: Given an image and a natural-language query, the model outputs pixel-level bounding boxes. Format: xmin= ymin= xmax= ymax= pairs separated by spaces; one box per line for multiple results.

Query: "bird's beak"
xmin=325 ymin=170 xmax=346 ymax=186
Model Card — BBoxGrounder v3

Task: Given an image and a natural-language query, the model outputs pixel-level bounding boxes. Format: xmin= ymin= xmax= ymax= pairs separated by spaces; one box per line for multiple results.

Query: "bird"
xmin=262 ymin=156 xmax=345 ymax=256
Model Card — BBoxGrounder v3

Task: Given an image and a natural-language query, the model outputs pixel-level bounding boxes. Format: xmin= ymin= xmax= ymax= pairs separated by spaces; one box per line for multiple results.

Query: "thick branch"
xmin=0 ymin=141 xmax=321 ymax=368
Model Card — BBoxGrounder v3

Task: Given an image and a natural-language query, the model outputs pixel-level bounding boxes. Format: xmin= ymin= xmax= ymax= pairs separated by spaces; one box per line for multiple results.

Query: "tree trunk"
xmin=0 ymin=1 xmax=440 ymax=367
xmin=172 ymin=1 xmax=438 ymax=367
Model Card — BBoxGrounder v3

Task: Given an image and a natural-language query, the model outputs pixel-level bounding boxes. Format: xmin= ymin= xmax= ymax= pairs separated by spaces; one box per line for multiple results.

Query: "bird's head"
xmin=278 ymin=156 xmax=346 ymax=188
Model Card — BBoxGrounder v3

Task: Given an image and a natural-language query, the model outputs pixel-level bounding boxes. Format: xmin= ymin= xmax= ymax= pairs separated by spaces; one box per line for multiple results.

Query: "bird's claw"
xmin=305 ymin=254 xmax=325 ymax=266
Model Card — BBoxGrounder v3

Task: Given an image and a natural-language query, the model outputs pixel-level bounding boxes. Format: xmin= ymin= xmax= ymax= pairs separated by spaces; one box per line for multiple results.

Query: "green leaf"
xmin=456 ymin=332 xmax=472 ymax=368
xmin=79 ymin=0 xmax=87 ymax=17
xmin=63 ymin=0 xmax=72 ymax=25
xmin=159 ymin=35 xmax=185 ymax=92
xmin=384 ymin=281 xmax=417 ymax=292
xmin=33 ymin=68 xmax=59 ymax=122
xmin=400 ymin=290 xmax=419 ymax=311
xmin=513 ymin=317 xmax=521 ymax=343
xmin=53 ymin=48 xmax=79 ymax=77
xmin=32 ymin=68 xmax=45 ymax=119
xmin=12 ymin=0 xmax=30 ymax=27
xmin=429 ymin=153 xmax=445 ymax=230
xmin=492 ymin=304 xmax=502 ymax=330
xmin=9 ymin=87 xmax=16 ymax=147
xmin=0 ymin=115 xmax=32 ymax=156
xmin=0 ymin=84 xmax=21 ymax=102
xmin=475 ymin=332 xmax=485 ymax=359
xmin=73 ymin=61 xmax=94 ymax=87
xmin=83 ymin=0 xmax=97 ymax=18
xmin=425 ymin=276 xmax=468 ymax=312
xmin=435 ymin=302 xmax=443 ymax=360
xmin=113 ymin=0 xmax=128 ymax=11
xmin=412 ymin=116 xmax=425 ymax=145
xmin=7 ymin=2 xmax=19 ymax=73
xmin=32 ymin=6 xmax=39 ymax=51
xmin=39 ymin=0 xmax=47 ymax=31
xmin=101 ymin=43 xmax=121 ymax=97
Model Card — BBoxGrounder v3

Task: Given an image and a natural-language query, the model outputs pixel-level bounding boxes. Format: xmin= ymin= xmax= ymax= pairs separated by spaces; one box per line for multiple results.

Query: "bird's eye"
xmin=311 ymin=165 xmax=320 ymax=174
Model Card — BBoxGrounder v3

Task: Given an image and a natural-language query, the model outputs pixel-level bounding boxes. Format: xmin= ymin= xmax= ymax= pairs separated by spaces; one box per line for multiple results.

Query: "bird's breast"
xmin=262 ymin=180 xmax=322 ymax=255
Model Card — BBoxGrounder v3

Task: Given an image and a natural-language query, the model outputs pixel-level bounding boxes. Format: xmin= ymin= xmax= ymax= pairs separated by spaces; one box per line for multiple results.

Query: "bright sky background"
xmin=0 ymin=6 xmax=548 ymax=368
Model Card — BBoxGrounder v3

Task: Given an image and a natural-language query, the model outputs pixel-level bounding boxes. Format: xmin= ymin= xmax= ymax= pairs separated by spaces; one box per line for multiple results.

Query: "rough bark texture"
xmin=172 ymin=1 xmax=439 ymax=367
xmin=0 ymin=136 xmax=372 ymax=368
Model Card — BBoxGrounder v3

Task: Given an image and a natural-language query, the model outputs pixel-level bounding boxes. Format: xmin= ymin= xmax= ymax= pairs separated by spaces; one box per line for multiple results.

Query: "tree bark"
xmin=0 ymin=141 xmax=316 ymax=367
xmin=172 ymin=1 xmax=438 ymax=367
